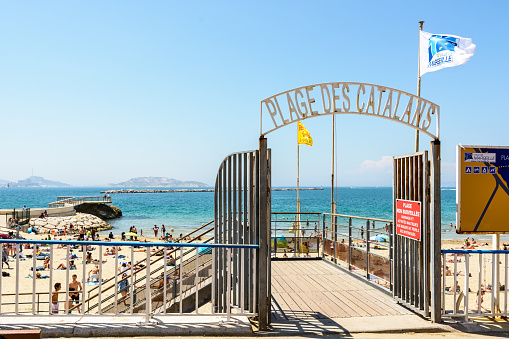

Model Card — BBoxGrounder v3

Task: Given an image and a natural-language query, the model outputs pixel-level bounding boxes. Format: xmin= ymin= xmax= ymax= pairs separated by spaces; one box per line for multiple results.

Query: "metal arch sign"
xmin=260 ymin=82 xmax=440 ymax=139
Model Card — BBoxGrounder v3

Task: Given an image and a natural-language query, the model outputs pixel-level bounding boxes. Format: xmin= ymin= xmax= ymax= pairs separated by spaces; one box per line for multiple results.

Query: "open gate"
xmin=392 ymin=141 xmax=441 ymax=322
xmin=213 ymin=138 xmax=271 ymax=329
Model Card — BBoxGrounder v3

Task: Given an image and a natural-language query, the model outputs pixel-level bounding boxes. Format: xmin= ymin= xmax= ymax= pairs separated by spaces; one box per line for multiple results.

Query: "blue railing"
xmin=0 ymin=239 xmax=258 ymax=320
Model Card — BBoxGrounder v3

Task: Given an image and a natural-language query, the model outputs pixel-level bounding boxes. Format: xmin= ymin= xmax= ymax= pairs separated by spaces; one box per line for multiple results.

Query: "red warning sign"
xmin=396 ymin=199 xmax=422 ymax=241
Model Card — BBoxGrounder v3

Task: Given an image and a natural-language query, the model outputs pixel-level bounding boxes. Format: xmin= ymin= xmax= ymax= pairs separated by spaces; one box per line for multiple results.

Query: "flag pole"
xmin=415 ymin=20 xmax=424 ymax=153
xmin=331 ymin=115 xmax=335 ymax=214
xmin=297 ymin=140 xmax=301 ymax=257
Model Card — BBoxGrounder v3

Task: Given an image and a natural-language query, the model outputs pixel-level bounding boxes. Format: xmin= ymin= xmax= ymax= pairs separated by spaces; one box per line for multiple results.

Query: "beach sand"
xmin=0 ymin=231 xmax=209 ymax=314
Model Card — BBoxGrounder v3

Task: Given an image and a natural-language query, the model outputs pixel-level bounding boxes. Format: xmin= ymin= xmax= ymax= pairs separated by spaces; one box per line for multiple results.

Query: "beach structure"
xmin=3 ymin=74 xmax=509 ymax=335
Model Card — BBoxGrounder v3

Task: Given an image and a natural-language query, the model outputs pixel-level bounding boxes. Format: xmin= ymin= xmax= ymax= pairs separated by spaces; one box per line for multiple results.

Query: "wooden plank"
xmin=274 ymin=274 xmax=296 ymax=294
xmin=349 ymin=290 xmax=392 ymax=316
xmin=293 ymin=292 xmax=329 ymax=319
xmin=321 ymin=291 xmax=358 ymax=318
xmin=271 ymin=276 xmax=284 ymax=293
xmin=306 ymin=274 xmax=330 ymax=292
xmin=271 ymin=293 xmax=297 ymax=320
xmin=287 ymin=292 xmax=318 ymax=318
xmin=310 ymin=291 xmax=350 ymax=318
xmin=363 ymin=288 xmax=413 ymax=315
xmin=271 ymin=296 xmax=287 ymax=321
xmin=339 ymin=290 xmax=381 ymax=317
xmin=332 ymin=291 xmax=371 ymax=317
xmin=277 ymin=292 xmax=303 ymax=320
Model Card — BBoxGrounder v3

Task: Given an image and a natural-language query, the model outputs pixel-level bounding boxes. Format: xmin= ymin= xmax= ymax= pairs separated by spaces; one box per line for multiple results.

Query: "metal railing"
xmin=271 ymin=212 xmax=322 ymax=258
xmin=48 ymin=196 xmax=112 ymax=208
xmin=322 ymin=213 xmax=393 ymax=288
xmin=0 ymin=239 xmax=258 ymax=323
xmin=441 ymin=249 xmax=509 ymax=322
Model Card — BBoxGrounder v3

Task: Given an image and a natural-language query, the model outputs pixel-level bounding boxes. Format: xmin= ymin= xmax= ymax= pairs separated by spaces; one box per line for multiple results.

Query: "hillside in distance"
xmin=110 ymin=176 xmax=210 ymax=188
xmin=9 ymin=176 xmax=71 ymax=188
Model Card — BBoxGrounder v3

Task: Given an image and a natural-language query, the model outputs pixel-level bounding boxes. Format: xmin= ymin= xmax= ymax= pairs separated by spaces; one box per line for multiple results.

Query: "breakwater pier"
xmin=101 ymin=187 xmax=323 ymax=194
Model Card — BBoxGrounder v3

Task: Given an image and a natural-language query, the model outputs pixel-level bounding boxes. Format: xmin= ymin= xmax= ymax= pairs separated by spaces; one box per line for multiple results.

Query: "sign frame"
xmin=395 ymin=199 xmax=422 ymax=241
xmin=457 ymin=145 xmax=509 ymax=234
xmin=395 ymin=199 xmax=422 ymax=242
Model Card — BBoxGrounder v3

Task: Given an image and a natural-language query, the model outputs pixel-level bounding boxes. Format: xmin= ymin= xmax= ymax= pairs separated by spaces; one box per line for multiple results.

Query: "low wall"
xmin=0 ymin=206 xmax=76 ymax=221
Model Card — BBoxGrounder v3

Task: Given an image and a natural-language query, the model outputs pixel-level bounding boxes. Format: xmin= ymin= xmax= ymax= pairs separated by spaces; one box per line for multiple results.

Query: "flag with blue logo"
xmin=419 ymin=31 xmax=476 ymax=76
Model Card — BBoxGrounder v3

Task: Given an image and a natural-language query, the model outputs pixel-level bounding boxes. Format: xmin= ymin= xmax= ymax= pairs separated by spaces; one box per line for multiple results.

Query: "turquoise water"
xmin=0 ymin=186 xmax=490 ymax=241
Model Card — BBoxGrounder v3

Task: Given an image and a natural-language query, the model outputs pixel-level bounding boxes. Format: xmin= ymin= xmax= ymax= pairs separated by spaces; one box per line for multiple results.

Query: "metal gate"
xmin=392 ymin=141 xmax=441 ymax=322
xmin=213 ymin=138 xmax=271 ymax=329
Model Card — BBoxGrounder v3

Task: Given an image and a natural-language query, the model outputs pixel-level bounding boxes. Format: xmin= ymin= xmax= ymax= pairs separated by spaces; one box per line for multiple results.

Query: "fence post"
xmin=430 ymin=140 xmax=441 ymax=323
xmin=348 ymin=218 xmax=352 ymax=271
xmin=366 ymin=220 xmax=370 ymax=281
xmin=258 ymin=137 xmax=270 ymax=330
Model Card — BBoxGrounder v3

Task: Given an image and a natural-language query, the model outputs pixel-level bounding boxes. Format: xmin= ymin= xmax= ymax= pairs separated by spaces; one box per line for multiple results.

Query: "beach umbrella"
xmin=370 ymin=235 xmax=385 ymax=242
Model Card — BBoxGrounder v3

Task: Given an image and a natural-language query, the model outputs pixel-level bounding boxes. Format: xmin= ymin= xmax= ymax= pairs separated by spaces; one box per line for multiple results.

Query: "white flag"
xmin=419 ymin=31 xmax=476 ymax=76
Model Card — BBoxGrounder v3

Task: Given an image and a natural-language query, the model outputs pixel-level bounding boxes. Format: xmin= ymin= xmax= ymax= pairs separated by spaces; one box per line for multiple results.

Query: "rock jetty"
xmin=101 ymin=187 xmax=323 ymax=194
xmin=28 ymin=213 xmax=112 ymax=234
xmin=74 ymin=203 xmax=122 ymax=220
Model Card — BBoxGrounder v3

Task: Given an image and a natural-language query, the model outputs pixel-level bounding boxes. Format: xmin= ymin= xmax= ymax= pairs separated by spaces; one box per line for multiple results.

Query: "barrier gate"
xmin=392 ymin=142 xmax=441 ymax=322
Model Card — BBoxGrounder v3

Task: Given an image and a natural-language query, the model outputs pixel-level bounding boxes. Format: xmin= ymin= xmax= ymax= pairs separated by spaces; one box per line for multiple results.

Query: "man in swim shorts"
xmin=68 ymin=274 xmax=82 ymax=311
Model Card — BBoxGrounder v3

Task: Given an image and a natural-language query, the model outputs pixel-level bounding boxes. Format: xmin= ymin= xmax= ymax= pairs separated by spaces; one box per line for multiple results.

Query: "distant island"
xmin=108 ymin=176 xmax=210 ymax=188
xmin=1 ymin=176 xmax=71 ymax=188
xmin=101 ymin=187 xmax=324 ymax=194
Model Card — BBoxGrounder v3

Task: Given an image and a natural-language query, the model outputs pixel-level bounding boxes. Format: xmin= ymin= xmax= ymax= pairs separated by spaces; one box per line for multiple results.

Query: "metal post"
xmin=493 ymin=234 xmax=500 ymax=313
xmin=415 ymin=20 xmax=424 ymax=153
xmin=258 ymin=137 xmax=269 ymax=330
xmin=430 ymin=140 xmax=441 ymax=322
xmin=366 ymin=220 xmax=370 ymax=280
xmin=348 ymin=218 xmax=352 ymax=270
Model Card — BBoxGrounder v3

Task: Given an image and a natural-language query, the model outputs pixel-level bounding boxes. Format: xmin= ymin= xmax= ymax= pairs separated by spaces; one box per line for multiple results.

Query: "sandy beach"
xmin=0 ymin=230 xmax=210 ymax=314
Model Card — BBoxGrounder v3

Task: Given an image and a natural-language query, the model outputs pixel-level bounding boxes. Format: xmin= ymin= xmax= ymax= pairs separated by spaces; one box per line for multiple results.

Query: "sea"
xmin=0 ymin=186 xmax=499 ymax=242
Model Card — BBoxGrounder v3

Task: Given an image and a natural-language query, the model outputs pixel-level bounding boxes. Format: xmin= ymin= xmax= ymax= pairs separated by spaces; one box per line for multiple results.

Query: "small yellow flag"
xmin=297 ymin=121 xmax=313 ymax=146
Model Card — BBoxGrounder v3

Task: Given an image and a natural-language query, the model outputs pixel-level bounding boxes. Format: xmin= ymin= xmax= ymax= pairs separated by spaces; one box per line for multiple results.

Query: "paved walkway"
xmin=0 ymin=315 xmax=252 ymax=337
xmin=270 ymin=259 xmax=447 ymax=334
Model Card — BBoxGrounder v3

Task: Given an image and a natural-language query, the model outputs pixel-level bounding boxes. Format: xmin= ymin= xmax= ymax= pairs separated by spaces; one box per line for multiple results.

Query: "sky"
xmin=1 ymin=1 xmax=508 ymax=187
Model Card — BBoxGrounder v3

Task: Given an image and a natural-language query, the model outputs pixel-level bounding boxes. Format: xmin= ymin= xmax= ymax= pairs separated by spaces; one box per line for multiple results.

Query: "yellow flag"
xmin=297 ymin=121 xmax=313 ymax=146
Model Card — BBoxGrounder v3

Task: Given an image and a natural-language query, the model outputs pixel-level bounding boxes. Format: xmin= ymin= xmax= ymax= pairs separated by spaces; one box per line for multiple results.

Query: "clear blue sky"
xmin=1 ymin=1 xmax=507 ymax=187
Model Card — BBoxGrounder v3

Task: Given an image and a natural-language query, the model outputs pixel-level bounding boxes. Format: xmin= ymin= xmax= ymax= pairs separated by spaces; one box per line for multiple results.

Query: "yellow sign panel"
xmin=457 ymin=145 xmax=509 ymax=233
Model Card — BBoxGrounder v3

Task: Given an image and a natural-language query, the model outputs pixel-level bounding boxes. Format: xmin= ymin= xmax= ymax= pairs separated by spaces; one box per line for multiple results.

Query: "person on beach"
xmin=118 ymin=273 xmax=129 ymax=303
xmin=43 ymin=257 xmax=50 ymax=269
xmin=108 ymin=232 xmax=114 ymax=240
xmin=88 ymin=265 xmax=99 ymax=282
xmin=86 ymin=252 xmax=92 ymax=264
xmin=119 ymin=262 xmax=131 ymax=275
xmin=68 ymin=274 xmax=82 ymax=310
xmin=52 ymin=282 xmax=61 ymax=314
xmin=361 ymin=226 xmax=364 ymax=240
xmin=153 ymin=225 xmax=159 ymax=237
xmin=161 ymin=225 xmax=166 ymax=235
xmin=79 ymin=227 xmax=85 ymax=240
xmin=2 ymin=245 xmax=9 ymax=269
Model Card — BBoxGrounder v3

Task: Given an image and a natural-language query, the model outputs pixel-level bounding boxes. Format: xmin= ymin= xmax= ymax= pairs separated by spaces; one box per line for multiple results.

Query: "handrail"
xmin=442 ymin=249 xmax=509 ymax=254
xmin=69 ymin=227 xmax=219 ymax=312
xmin=88 ymin=238 xmax=214 ymax=313
xmin=324 ymin=212 xmax=392 ymax=223
xmin=85 ymin=224 xmax=215 ymax=296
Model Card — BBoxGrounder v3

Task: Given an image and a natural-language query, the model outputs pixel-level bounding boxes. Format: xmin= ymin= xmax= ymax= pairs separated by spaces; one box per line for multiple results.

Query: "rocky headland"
xmin=74 ymin=203 xmax=122 ymax=219
xmin=28 ymin=213 xmax=112 ymax=234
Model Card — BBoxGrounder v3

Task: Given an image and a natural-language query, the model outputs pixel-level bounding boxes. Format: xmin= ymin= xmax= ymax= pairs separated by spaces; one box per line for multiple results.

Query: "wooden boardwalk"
xmin=271 ymin=260 xmax=413 ymax=322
